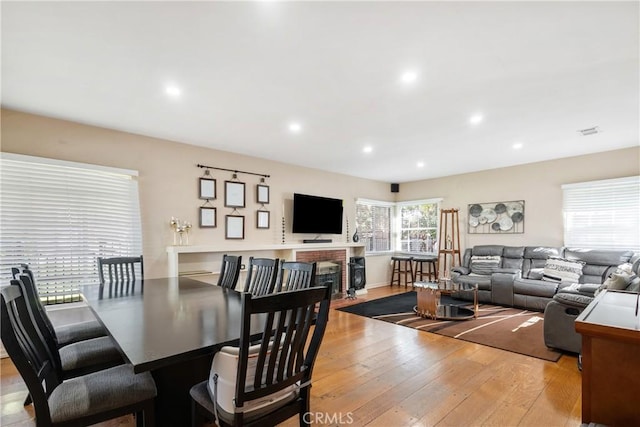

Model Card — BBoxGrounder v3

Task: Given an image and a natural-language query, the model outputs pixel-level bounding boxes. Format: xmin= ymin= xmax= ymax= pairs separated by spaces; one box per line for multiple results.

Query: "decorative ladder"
xmin=437 ymin=208 xmax=462 ymax=279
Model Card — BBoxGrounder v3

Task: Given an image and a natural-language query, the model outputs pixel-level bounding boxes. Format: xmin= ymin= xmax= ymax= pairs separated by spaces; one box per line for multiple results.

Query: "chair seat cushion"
xmin=208 ymin=344 xmax=299 ymax=422
xmin=59 ymin=336 xmax=122 ymax=371
xmin=55 ymin=320 xmax=107 ymax=347
xmin=49 ymin=364 xmax=156 ymax=423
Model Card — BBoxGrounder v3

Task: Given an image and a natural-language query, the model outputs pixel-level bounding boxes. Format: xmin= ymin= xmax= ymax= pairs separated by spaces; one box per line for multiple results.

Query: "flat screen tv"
xmin=292 ymin=193 xmax=343 ymax=235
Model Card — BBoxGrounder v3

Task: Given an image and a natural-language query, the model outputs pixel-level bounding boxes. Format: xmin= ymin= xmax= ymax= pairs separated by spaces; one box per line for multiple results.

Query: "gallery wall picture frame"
xmin=199 ymin=207 xmax=216 ymax=228
xmin=257 ymin=184 xmax=270 ymax=204
xmin=199 ymin=177 xmax=216 ymax=200
xmin=225 ymin=215 xmax=245 ymax=239
xmin=468 ymin=200 xmax=525 ymax=234
xmin=257 ymin=210 xmax=270 ymax=229
xmin=225 ymin=181 xmax=246 ymax=208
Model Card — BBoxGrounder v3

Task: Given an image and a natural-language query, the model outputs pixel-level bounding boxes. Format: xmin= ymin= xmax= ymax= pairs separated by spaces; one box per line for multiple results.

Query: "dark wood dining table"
xmin=79 ymin=276 xmax=265 ymax=427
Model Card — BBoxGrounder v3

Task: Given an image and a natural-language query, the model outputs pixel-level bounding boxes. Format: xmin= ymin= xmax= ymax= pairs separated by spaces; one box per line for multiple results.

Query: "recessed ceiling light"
xmin=288 ymin=122 xmax=302 ymax=133
xmin=513 ymin=142 xmax=524 ymax=150
xmin=400 ymin=70 xmax=418 ymax=84
xmin=469 ymin=114 xmax=483 ymax=125
xmin=165 ymin=85 xmax=181 ymax=97
xmin=363 ymin=145 xmax=373 ymax=154
xmin=417 ymin=161 xmax=425 ymax=168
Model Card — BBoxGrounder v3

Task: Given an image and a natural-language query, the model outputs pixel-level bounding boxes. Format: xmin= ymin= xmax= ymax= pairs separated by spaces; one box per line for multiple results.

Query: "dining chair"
xmin=189 ymin=284 xmax=332 ymax=427
xmin=243 ymin=257 xmax=280 ymax=296
xmin=274 ymin=261 xmax=317 ymax=292
xmin=217 ymin=254 xmax=242 ymax=290
xmin=97 ymin=255 xmax=144 ymax=285
xmin=11 ymin=265 xmax=107 ymax=347
xmin=1 ymin=285 xmax=157 ymax=427
xmin=11 ymin=274 xmax=123 ymax=380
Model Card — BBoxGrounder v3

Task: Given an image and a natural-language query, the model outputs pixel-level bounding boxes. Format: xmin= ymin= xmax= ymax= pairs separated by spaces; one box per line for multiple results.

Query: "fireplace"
xmin=316 ymin=261 xmax=341 ymax=296
xmin=295 ymin=249 xmax=347 ymax=297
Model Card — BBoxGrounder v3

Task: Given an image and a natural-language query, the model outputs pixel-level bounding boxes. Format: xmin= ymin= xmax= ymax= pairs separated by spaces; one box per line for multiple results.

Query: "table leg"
xmin=151 ymin=353 xmax=213 ymax=427
xmin=473 ymin=284 xmax=478 ymax=318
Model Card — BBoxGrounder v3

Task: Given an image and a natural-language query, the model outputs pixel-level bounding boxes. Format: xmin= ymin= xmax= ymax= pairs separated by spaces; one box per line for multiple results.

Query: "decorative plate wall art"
xmin=468 ymin=200 xmax=524 ymax=234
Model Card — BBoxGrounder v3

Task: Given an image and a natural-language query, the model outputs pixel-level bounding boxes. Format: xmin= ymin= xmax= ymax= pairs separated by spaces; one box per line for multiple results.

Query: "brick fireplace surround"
xmin=295 ymin=249 xmax=347 ymax=293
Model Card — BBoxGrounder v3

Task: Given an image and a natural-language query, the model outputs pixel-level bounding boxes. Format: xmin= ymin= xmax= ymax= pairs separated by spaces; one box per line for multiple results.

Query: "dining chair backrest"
xmin=10 ymin=265 xmax=57 ymax=339
xmin=275 ymin=261 xmax=317 ymax=292
xmin=243 ymin=257 xmax=280 ymax=296
xmin=206 ymin=284 xmax=332 ymax=426
xmin=97 ymin=255 xmax=144 ymax=285
xmin=217 ymin=255 xmax=242 ymax=290
xmin=1 ymin=285 xmax=61 ymax=422
xmin=10 ymin=275 xmax=64 ymax=378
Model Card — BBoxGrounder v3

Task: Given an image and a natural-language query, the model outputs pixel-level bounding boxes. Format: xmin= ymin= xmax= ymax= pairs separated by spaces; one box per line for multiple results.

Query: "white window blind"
xmin=0 ymin=154 xmax=142 ymax=301
xmin=562 ymin=176 xmax=640 ymax=252
xmin=356 ymin=199 xmax=392 ymax=253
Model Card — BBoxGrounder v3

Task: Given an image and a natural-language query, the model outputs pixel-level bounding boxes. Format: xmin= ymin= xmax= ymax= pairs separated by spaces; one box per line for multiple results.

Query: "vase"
xmin=352 ymin=229 xmax=359 ymax=243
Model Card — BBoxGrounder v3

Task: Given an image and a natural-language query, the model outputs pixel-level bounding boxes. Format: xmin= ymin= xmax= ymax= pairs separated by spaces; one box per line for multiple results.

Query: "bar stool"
xmin=413 ymin=256 xmax=438 ymax=282
xmin=390 ymin=256 xmax=414 ymax=288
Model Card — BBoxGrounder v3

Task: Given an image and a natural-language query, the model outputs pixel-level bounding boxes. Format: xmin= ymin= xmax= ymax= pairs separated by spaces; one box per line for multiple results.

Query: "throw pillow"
xmin=606 ymin=273 xmax=632 ymax=290
xmin=616 ymin=262 xmax=634 ymax=275
xmin=470 ymin=255 xmax=501 ymax=275
xmin=595 ymin=272 xmax=637 ymax=296
xmin=542 ymin=257 xmax=585 ymax=284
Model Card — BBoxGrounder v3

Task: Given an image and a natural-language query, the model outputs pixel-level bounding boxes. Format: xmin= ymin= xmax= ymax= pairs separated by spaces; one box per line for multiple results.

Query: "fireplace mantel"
xmin=166 ymin=242 xmax=365 ymax=277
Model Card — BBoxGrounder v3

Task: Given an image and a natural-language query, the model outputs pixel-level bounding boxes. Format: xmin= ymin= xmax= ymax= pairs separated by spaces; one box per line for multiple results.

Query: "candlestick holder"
xmin=346 ymin=219 xmax=350 ymax=243
xmin=281 ymin=216 xmax=286 ymax=244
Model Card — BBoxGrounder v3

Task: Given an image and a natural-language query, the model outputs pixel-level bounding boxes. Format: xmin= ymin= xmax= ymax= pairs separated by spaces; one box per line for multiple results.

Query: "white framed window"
xmin=396 ymin=198 xmax=442 ymax=254
xmin=355 ymin=199 xmax=393 ymax=253
xmin=0 ymin=153 xmax=143 ymax=302
xmin=562 ymin=176 xmax=639 ymax=252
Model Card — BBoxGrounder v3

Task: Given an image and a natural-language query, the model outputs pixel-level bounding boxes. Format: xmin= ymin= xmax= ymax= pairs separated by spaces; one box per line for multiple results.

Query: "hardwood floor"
xmin=0 ymin=286 xmax=582 ymax=426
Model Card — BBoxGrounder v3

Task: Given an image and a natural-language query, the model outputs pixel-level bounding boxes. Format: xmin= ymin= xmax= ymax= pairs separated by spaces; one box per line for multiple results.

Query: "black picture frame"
xmin=225 ymin=181 xmax=246 ymax=208
xmin=199 ymin=177 xmax=216 ymax=200
xmin=225 ymin=215 xmax=245 ymax=239
xmin=257 ymin=184 xmax=270 ymax=204
xmin=257 ymin=210 xmax=270 ymax=229
xmin=199 ymin=207 xmax=216 ymax=228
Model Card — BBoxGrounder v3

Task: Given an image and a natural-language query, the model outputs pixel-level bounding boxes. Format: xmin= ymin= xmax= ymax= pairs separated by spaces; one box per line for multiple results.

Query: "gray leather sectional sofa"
xmin=450 ymin=245 xmax=637 ymax=353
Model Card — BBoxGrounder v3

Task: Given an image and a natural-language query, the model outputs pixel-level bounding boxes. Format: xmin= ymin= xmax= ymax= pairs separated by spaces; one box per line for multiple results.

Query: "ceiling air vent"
xmin=578 ymin=126 xmax=601 ymax=136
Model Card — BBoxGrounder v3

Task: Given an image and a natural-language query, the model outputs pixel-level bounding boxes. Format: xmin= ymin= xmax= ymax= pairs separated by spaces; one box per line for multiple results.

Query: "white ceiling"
xmin=2 ymin=1 xmax=638 ymax=183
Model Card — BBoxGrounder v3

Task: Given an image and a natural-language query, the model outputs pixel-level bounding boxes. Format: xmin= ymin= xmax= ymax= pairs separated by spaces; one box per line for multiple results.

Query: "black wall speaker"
xmin=349 ymin=256 xmax=366 ymax=290
xmin=391 ymin=183 xmax=400 ymax=193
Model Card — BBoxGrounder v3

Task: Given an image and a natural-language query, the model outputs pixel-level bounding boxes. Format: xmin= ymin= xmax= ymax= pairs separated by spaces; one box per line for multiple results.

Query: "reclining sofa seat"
xmin=513 ymin=246 xmax=563 ymax=310
xmin=451 ymin=245 xmax=509 ymax=304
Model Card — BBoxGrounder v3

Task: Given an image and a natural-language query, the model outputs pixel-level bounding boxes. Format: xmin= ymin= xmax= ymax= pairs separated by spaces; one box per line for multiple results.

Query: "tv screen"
xmin=292 ymin=193 xmax=343 ymax=234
